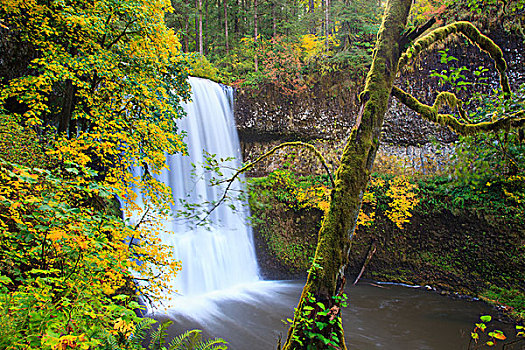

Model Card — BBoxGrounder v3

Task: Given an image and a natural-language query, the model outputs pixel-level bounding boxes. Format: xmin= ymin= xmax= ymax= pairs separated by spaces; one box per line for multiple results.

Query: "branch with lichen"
xmin=398 ymin=21 xmax=510 ymax=95
xmin=196 ymin=141 xmax=335 ymax=225
xmin=391 ymin=86 xmax=525 ymax=135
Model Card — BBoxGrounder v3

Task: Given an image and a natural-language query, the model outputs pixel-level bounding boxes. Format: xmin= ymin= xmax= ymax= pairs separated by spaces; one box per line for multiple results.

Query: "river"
xmin=153 ymin=280 xmax=518 ymax=349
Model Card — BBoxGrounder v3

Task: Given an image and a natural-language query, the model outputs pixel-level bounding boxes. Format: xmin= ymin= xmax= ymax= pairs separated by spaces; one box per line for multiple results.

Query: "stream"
xmin=154 ymin=280 xmax=518 ymax=350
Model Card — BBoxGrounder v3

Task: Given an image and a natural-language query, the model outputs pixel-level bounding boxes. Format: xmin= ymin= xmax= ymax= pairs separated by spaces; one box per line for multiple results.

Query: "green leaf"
xmin=0 ymin=275 xmax=13 ymax=285
xmin=480 ymin=315 xmax=492 ymax=323
xmin=476 ymin=323 xmax=487 ymax=332
xmin=489 ymin=330 xmax=506 ymax=340
xmin=316 ymin=321 xmax=327 ymax=330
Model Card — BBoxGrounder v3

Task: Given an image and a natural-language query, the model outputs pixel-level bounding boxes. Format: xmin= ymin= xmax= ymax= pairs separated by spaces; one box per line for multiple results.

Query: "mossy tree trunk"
xmin=282 ymin=0 xmax=412 ymax=348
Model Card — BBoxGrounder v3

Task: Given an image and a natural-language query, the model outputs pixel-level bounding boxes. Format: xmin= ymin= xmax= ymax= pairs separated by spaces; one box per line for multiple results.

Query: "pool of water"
xmin=151 ymin=280 xmax=519 ymax=349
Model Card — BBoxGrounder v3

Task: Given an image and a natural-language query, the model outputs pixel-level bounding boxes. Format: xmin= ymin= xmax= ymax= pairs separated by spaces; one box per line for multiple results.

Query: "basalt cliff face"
xmin=235 ymin=26 xmax=524 ymax=176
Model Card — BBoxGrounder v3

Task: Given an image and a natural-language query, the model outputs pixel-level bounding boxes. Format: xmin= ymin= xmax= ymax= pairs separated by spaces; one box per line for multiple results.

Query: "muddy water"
xmin=156 ymin=280 xmax=518 ymax=350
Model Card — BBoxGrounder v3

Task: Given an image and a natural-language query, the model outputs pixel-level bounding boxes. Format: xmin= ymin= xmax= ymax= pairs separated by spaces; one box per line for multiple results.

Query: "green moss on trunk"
xmin=282 ymin=0 xmax=413 ymax=348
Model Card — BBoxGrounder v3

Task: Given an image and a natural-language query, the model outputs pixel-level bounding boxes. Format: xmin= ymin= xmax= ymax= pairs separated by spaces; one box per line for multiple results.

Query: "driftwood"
xmin=353 ymin=240 xmax=377 ymax=286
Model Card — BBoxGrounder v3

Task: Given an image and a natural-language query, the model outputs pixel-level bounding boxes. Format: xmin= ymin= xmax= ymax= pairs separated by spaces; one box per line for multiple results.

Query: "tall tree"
xmin=234 ymin=0 xmax=240 ymax=33
xmin=281 ymin=0 xmax=522 ymax=348
xmin=205 ymin=0 xmax=209 ymax=54
xmin=225 ymin=0 xmax=230 ymax=53
xmin=198 ymin=0 xmax=204 ymax=54
xmin=272 ymin=0 xmax=277 ymax=37
xmin=324 ymin=0 xmax=329 ymax=50
xmin=309 ymin=0 xmax=315 ymax=34
xmin=254 ymin=0 xmax=258 ymax=71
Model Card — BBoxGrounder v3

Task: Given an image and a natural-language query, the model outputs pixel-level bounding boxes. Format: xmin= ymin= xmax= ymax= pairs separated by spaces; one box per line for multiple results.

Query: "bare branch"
xmin=236 ymin=141 xmax=335 ymax=187
xmin=197 ymin=141 xmax=335 ymax=225
xmin=391 ymin=85 xmax=525 ymax=135
xmin=133 ymin=206 xmax=150 ymax=230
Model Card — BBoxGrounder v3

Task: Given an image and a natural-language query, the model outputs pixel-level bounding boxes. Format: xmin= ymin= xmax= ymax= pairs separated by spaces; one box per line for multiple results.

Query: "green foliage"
xmin=429 ymin=49 xmax=489 ymax=92
xmin=0 ymin=283 xmax=144 ymax=349
xmin=98 ymin=320 xmax=228 ymax=350
xmin=188 ymin=55 xmax=223 ymax=83
xmin=0 ymin=0 xmax=191 ymax=212
xmin=286 ymin=292 xmax=347 ymax=349
xmin=0 ymin=158 xmax=183 ymax=349
xmin=332 ymin=0 xmax=382 ymax=61
xmin=481 ymin=287 xmax=525 ymax=320
xmin=249 ymin=169 xmax=332 ymax=212
xmin=451 ymin=84 xmax=525 ymax=188
xmin=0 ymin=114 xmax=53 ymax=169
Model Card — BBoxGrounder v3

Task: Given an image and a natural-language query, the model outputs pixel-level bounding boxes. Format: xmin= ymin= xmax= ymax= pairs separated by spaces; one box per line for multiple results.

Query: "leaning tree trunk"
xmin=282 ymin=0 xmax=413 ymax=348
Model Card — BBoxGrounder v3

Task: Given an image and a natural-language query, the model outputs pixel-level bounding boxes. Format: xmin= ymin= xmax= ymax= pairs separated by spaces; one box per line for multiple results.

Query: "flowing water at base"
xmin=153 ymin=280 xmax=519 ymax=350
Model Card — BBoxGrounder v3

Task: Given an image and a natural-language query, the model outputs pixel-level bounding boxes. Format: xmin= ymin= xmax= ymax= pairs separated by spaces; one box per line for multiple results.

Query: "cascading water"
xmin=128 ymin=77 xmax=260 ymax=307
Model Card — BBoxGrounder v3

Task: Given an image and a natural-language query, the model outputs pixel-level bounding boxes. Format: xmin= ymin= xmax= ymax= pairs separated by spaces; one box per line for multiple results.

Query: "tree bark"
xmin=198 ymin=0 xmax=203 ymax=54
xmin=272 ymin=0 xmax=276 ymax=38
xmin=184 ymin=15 xmax=190 ymax=52
xmin=324 ymin=0 xmax=329 ymax=51
xmin=224 ymin=0 xmax=229 ymax=53
xmin=254 ymin=0 xmax=258 ymax=72
xmin=205 ymin=0 xmax=209 ymax=55
xmin=282 ymin=0 xmax=412 ymax=348
xmin=234 ymin=0 xmax=240 ymax=33
xmin=59 ymin=79 xmax=76 ymax=136
xmin=194 ymin=0 xmax=198 ymax=51
xmin=308 ymin=0 xmax=315 ymax=34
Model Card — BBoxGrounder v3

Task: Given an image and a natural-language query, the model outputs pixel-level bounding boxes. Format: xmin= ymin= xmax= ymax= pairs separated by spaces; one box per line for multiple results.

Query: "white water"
xmin=128 ymin=77 xmax=261 ymax=309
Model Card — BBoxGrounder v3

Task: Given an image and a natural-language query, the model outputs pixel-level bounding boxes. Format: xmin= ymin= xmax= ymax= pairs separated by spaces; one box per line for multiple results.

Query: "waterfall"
xmin=129 ymin=77 xmax=260 ymax=305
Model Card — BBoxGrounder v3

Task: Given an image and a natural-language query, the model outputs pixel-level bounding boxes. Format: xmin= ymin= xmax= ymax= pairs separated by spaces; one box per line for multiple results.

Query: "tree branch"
xmin=391 ymin=86 xmax=525 ymax=135
xmin=235 ymin=141 xmax=335 ymax=187
xmin=398 ymin=17 xmax=436 ymax=52
xmin=398 ymin=21 xmax=511 ymax=95
xmin=105 ymin=19 xmax=138 ymax=50
xmin=196 ymin=141 xmax=335 ymax=225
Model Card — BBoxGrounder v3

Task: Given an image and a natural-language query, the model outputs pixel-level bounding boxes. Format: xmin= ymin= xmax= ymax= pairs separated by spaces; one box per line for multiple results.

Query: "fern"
xmin=97 ymin=317 xmax=228 ymax=350
xmin=184 ymin=330 xmax=204 ymax=350
xmin=101 ymin=331 xmax=121 ymax=350
xmin=194 ymin=337 xmax=228 ymax=350
xmin=148 ymin=320 xmax=173 ymax=350
xmin=166 ymin=329 xmax=202 ymax=350
xmin=165 ymin=328 xmax=228 ymax=350
xmin=128 ymin=318 xmax=156 ymax=346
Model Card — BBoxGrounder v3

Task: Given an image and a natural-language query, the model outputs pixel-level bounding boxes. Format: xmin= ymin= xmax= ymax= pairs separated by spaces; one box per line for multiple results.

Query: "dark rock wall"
xmin=235 ymin=26 xmax=524 ymax=175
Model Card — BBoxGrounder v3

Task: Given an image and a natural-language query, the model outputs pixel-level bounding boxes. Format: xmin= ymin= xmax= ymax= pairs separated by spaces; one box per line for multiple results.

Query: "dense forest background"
xmin=1 ymin=0 xmax=525 ymax=348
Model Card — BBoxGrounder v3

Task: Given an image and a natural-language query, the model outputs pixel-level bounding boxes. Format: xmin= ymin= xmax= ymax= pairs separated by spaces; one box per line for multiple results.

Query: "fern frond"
xmin=194 ymin=337 xmax=228 ymax=350
xmin=167 ymin=329 xmax=202 ymax=350
xmin=101 ymin=331 xmax=121 ymax=350
xmin=128 ymin=318 xmax=156 ymax=345
xmin=148 ymin=320 xmax=173 ymax=350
